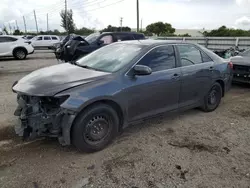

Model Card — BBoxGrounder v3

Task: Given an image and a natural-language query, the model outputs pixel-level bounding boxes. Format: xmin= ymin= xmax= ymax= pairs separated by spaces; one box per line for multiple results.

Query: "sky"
xmin=0 ymin=0 xmax=250 ymax=32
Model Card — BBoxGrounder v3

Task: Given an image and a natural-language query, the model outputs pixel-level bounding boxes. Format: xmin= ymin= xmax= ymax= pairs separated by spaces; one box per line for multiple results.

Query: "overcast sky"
xmin=1 ymin=0 xmax=250 ymax=32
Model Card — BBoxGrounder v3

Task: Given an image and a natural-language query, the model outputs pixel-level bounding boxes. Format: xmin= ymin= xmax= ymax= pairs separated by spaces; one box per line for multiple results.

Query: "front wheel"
xmin=72 ymin=103 xmax=119 ymax=152
xmin=201 ymin=82 xmax=222 ymax=112
xmin=13 ymin=49 xmax=27 ymax=60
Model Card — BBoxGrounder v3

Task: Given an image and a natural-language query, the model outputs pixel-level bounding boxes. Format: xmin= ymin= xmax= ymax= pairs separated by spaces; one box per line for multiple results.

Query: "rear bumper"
xmin=28 ymin=49 xmax=35 ymax=54
xmin=233 ymin=70 xmax=250 ymax=84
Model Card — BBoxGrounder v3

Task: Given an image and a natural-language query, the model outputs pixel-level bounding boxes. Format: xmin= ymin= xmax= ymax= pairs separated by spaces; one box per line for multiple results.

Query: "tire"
xmin=72 ymin=103 xmax=119 ymax=152
xmin=13 ymin=48 xmax=27 ymax=60
xmin=201 ymin=82 xmax=222 ymax=112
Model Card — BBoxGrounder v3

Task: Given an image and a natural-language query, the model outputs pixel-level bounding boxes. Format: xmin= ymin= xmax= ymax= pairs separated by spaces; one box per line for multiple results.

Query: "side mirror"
xmin=133 ymin=65 xmax=152 ymax=76
xmin=97 ymin=40 xmax=104 ymax=45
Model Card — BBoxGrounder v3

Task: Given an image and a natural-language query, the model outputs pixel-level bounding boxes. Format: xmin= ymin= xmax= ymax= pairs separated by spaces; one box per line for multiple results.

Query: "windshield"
xmin=76 ymin=43 xmax=143 ymax=73
xmin=85 ymin=33 xmax=100 ymax=43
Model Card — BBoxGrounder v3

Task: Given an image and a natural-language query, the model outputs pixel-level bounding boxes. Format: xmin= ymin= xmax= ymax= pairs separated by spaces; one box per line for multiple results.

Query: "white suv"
xmin=0 ymin=35 xmax=34 ymax=60
xmin=31 ymin=35 xmax=60 ymax=48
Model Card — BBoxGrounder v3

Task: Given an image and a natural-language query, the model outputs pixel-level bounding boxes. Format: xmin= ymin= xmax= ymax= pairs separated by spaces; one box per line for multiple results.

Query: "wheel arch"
xmin=13 ymin=46 xmax=28 ymax=55
xmin=215 ymin=79 xmax=225 ymax=97
xmin=69 ymin=99 xmax=125 ymax=143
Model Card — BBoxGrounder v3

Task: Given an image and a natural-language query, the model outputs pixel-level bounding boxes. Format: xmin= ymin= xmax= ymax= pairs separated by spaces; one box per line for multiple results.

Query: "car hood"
xmin=230 ymin=56 xmax=250 ymax=66
xmin=13 ymin=63 xmax=110 ymax=96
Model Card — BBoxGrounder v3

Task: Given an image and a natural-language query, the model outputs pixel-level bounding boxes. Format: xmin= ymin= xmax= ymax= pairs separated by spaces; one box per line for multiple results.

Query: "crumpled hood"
xmin=13 ymin=63 xmax=110 ymax=96
xmin=230 ymin=56 xmax=250 ymax=66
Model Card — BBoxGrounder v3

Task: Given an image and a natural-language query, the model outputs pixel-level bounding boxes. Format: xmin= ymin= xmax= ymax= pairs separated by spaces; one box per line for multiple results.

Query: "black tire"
xmin=72 ymin=103 xmax=119 ymax=152
xmin=13 ymin=48 xmax=27 ymax=60
xmin=201 ymin=82 xmax=222 ymax=112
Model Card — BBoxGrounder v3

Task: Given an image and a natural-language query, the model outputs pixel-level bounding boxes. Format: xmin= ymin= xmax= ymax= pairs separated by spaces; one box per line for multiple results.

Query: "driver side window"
xmin=177 ymin=45 xmax=203 ymax=67
xmin=36 ymin=36 xmax=43 ymax=41
xmin=100 ymin=35 xmax=113 ymax=44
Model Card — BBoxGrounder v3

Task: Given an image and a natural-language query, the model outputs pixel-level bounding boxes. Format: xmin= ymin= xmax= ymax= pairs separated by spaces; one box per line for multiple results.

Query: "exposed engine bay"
xmin=14 ymin=94 xmax=75 ymax=145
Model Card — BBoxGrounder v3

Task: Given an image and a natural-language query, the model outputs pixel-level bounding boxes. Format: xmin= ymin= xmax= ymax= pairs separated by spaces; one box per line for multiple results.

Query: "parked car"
xmin=31 ymin=35 xmax=60 ymax=48
xmin=12 ymin=40 xmax=233 ymax=152
xmin=231 ymin=48 xmax=250 ymax=84
xmin=0 ymin=35 xmax=34 ymax=60
xmin=22 ymin=35 xmax=35 ymax=40
xmin=55 ymin=32 xmax=146 ymax=62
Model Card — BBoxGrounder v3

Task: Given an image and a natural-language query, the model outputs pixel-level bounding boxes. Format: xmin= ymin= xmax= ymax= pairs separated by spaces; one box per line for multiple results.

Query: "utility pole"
xmin=23 ymin=16 xmax=27 ymax=34
xmin=34 ymin=10 xmax=39 ymax=33
xmin=136 ymin=0 xmax=139 ymax=32
xmin=47 ymin=13 xmax=49 ymax=32
xmin=140 ymin=18 xmax=142 ymax=31
xmin=65 ymin=0 xmax=68 ymax=34
xmin=8 ymin=23 xmax=12 ymax=34
xmin=15 ymin=20 xmax=19 ymax=30
xmin=120 ymin=17 xmax=123 ymax=32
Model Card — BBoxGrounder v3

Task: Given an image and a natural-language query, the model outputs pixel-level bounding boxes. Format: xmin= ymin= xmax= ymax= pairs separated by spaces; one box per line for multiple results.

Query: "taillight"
xmin=228 ymin=62 xmax=233 ymax=69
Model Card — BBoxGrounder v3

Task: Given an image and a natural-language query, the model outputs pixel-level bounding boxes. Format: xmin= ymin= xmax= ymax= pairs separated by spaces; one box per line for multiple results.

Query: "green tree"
xmin=178 ymin=33 xmax=191 ymax=37
xmin=3 ymin=26 xmax=9 ymax=35
xmin=75 ymin=27 xmax=94 ymax=35
xmin=146 ymin=22 xmax=175 ymax=36
xmin=13 ymin=29 xmax=23 ymax=35
xmin=60 ymin=9 xmax=76 ymax=33
xmin=203 ymin=26 xmax=250 ymax=37
xmin=101 ymin=25 xmax=131 ymax=32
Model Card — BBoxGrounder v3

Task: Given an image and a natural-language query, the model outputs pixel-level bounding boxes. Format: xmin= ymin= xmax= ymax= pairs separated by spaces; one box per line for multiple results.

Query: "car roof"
xmin=0 ymin=35 xmax=20 ymax=39
xmin=101 ymin=32 xmax=144 ymax=35
xmin=116 ymin=39 xmax=196 ymax=46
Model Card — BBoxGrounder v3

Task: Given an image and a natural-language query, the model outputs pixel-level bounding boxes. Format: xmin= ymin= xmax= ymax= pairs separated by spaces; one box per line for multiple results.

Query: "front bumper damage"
xmin=14 ymin=94 xmax=76 ymax=145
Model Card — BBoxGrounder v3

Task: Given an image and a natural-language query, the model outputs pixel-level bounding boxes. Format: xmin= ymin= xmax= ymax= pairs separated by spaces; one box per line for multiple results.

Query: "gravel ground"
xmin=0 ymin=51 xmax=250 ymax=188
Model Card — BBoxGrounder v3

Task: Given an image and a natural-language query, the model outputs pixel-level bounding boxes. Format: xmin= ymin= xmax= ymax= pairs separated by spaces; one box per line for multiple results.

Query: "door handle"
xmin=209 ymin=66 xmax=214 ymax=71
xmin=171 ymin=73 xmax=180 ymax=80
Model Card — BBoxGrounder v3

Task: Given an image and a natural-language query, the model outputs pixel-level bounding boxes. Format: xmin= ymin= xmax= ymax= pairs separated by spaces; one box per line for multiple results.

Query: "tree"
xmin=101 ymin=25 xmax=131 ymax=32
xmin=3 ymin=26 xmax=9 ymax=35
xmin=60 ymin=9 xmax=76 ymax=33
xmin=146 ymin=22 xmax=175 ymax=36
xmin=178 ymin=33 xmax=191 ymax=37
xmin=202 ymin=26 xmax=250 ymax=37
xmin=75 ymin=27 xmax=94 ymax=35
xmin=13 ymin=29 xmax=23 ymax=35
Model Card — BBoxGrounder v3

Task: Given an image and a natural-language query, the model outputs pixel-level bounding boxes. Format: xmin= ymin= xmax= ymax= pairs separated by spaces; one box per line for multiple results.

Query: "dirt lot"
xmin=0 ymin=51 xmax=250 ymax=188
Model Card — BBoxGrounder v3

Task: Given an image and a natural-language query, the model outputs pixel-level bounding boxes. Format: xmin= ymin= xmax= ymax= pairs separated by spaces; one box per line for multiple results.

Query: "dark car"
xmin=12 ymin=40 xmax=233 ymax=152
xmin=230 ymin=48 xmax=250 ymax=84
xmin=56 ymin=32 xmax=146 ymax=62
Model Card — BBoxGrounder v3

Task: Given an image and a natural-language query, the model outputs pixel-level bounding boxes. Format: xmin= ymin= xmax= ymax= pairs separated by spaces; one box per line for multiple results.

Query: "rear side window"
xmin=116 ymin=34 xmax=134 ymax=41
xmin=36 ymin=36 xmax=43 ymax=40
xmin=44 ymin=36 xmax=51 ymax=40
xmin=201 ymin=51 xmax=212 ymax=62
xmin=52 ymin=36 xmax=58 ymax=40
xmin=134 ymin=34 xmax=145 ymax=40
xmin=138 ymin=45 xmax=176 ymax=72
xmin=99 ymin=35 xmax=113 ymax=44
xmin=0 ymin=37 xmax=17 ymax=42
xmin=177 ymin=45 xmax=203 ymax=67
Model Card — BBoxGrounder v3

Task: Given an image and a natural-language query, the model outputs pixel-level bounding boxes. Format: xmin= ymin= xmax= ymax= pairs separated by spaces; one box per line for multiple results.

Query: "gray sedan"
xmin=12 ymin=40 xmax=233 ymax=152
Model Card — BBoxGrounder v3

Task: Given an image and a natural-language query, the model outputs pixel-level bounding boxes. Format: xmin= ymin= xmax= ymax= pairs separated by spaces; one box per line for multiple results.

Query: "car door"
xmin=176 ymin=44 xmax=214 ymax=108
xmin=32 ymin=36 xmax=43 ymax=47
xmin=125 ymin=45 xmax=181 ymax=121
xmin=43 ymin=36 xmax=52 ymax=46
xmin=0 ymin=36 xmax=17 ymax=55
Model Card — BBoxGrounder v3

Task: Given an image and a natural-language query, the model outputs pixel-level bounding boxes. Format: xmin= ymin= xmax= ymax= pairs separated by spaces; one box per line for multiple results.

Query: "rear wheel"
xmin=72 ymin=103 xmax=119 ymax=152
xmin=13 ymin=48 xmax=27 ymax=60
xmin=201 ymin=82 xmax=222 ymax=112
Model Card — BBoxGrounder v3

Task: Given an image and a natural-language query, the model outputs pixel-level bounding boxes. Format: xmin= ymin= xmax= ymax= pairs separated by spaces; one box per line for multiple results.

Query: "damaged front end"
xmin=14 ymin=94 xmax=76 ymax=145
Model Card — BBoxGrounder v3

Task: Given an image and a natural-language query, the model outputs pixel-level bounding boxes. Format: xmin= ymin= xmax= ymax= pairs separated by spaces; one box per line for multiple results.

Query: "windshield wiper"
xmin=77 ymin=64 xmax=99 ymax=71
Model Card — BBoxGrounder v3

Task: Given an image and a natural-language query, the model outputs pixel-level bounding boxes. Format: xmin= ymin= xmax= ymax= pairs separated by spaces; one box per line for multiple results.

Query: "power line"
xmin=72 ymin=0 xmax=125 ymax=13
xmin=69 ymin=0 xmax=106 ymax=8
